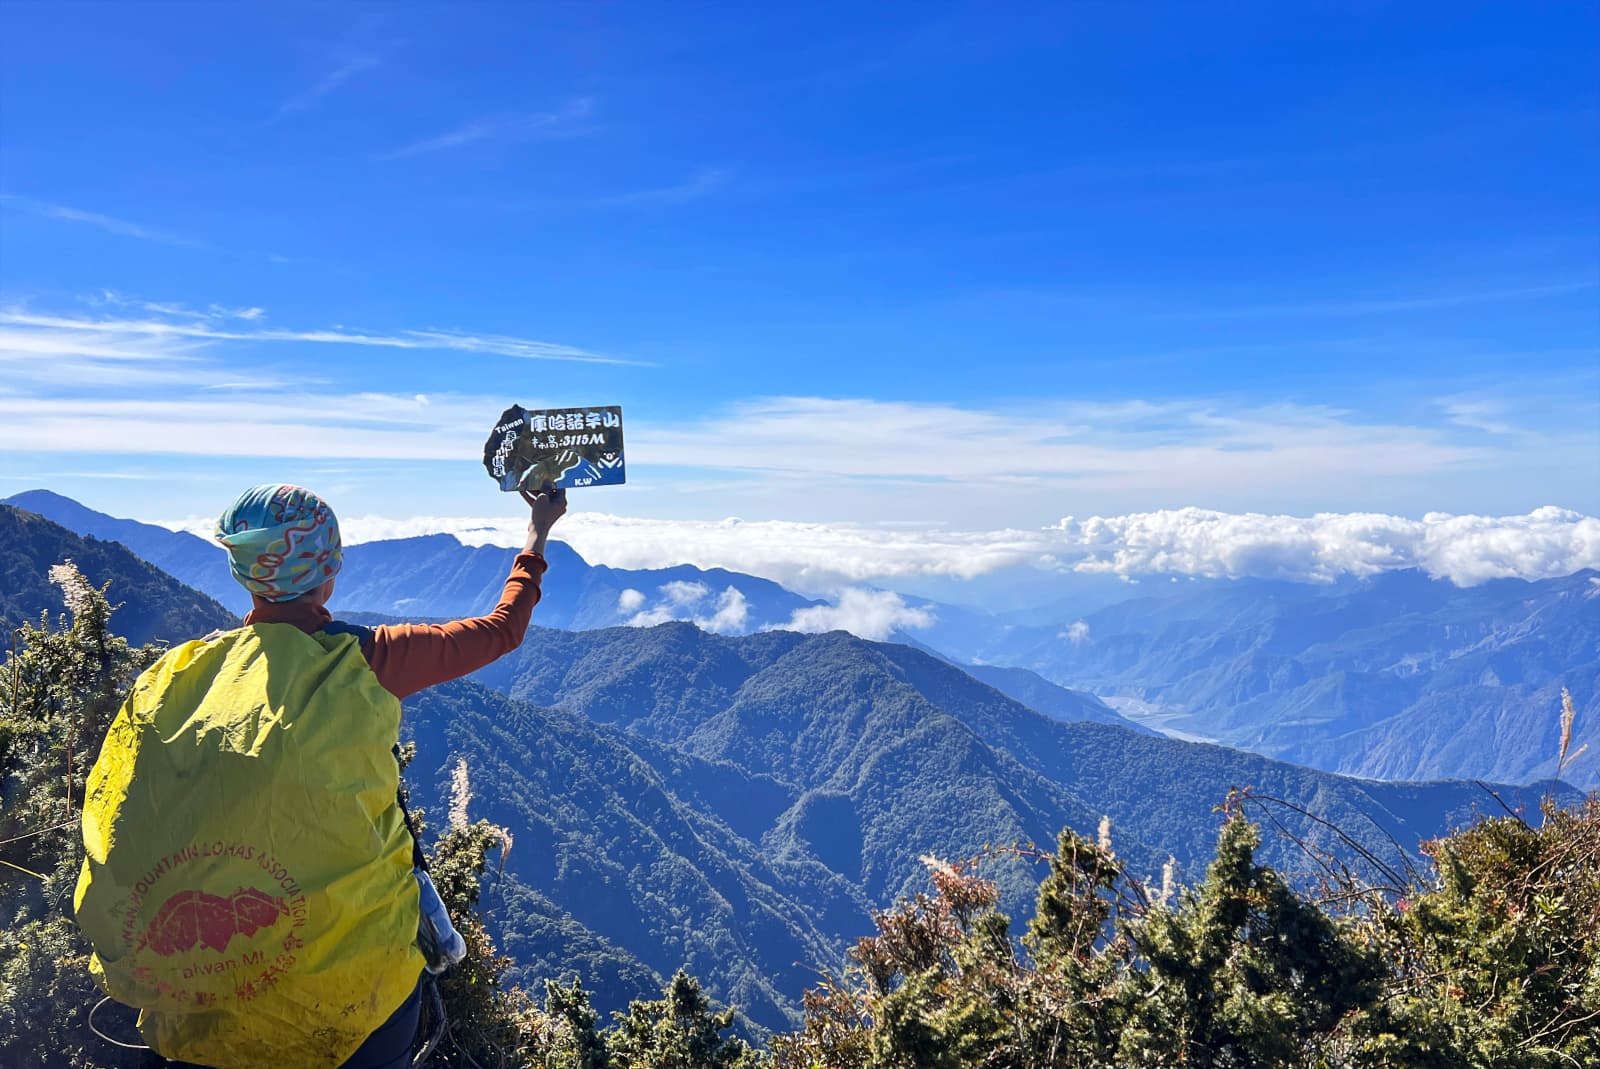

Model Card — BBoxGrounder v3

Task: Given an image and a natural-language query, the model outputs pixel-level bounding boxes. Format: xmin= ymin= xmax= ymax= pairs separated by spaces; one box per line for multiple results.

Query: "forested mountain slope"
xmin=4 ymin=490 xmax=250 ymax=615
xmin=0 ymin=505 xmax=235 ymax=646
xmin=400 ymin=678 xmax=864 ymax=1031
xmin=394 ymin=620 xmax=1568 ymax=1032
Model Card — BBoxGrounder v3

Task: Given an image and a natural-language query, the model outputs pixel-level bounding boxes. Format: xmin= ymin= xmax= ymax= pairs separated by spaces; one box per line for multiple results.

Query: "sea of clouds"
xmin=289 ymin=505 xmax=1600 ymax=590
xmin=154 ymin=505 xmax=1599 ymax=641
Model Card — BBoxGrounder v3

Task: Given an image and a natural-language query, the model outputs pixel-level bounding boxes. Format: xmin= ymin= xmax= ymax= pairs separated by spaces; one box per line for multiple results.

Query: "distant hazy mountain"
xmin=878 ymin=566 xmax=1164 ymax=618
xmin=950 ymin=569 xmax=1600 ymax=787
xmin=0 ymin=504 xmax=236 ymax=646
xmin=959 ymin=663 xmax=1154 ymax=733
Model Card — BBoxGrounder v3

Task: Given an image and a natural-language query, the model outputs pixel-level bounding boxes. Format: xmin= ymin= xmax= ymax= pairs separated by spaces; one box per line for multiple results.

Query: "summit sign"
xmin=483 ymin=404 xmax=626 ymax=491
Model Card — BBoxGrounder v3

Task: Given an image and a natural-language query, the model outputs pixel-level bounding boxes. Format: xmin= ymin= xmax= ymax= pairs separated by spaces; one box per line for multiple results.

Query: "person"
xmin=75 ymin=482 xmax=567 ymax=1069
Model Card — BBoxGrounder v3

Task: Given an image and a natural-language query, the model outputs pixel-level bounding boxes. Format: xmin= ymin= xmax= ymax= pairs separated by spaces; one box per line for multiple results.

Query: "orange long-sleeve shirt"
xmin=242 ymin=552 xmax=547 ymax=700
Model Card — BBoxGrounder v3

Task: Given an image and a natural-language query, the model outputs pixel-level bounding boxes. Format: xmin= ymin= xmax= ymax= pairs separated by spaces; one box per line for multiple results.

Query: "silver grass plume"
xmin=448 ymin=756 xmax=472 ymax=830
xmin=48 ymin=560 xmax=94 ymax=619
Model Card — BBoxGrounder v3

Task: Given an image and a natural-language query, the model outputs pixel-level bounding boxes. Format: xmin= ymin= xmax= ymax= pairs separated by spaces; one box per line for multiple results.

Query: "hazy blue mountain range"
xmin=959 ymin=662 xmax=1155 ymax=733
xmin=940 ymin=569 xmax=1600 ymax=787
xmin=0 ymin=504 xmax=235 ymax=646
xmin=878 ymin=566 xmax=1188 ymax=619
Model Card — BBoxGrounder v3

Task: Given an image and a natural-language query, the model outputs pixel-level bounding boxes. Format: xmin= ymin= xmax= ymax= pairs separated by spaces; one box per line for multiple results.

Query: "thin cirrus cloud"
xmin=8 ymin=299 xmax=1594 ymax=582
xmin=1168 ymin=280 xmax=1598 ymax=320
xmin=272 ymin=54 xmax=380 ymax=120
xmin=90 ymin=290 xmax=266 ymax=322
xmin=635 ymin=395 xmax=1496 ymax=490
xmin=379 ymin=98 xmax=595 ymax=160
xmin=0 ymin=308 xmax=631 ymax=366
xmin=595 ymin=168 xmax=730 ymax=207
xmin=0 ymin=299 xmax=630 ymax=444
xmin=1439 ymin=399 xmax=1517 ymax=435
xmin=0 ymin=194 xmax=199 ymax=247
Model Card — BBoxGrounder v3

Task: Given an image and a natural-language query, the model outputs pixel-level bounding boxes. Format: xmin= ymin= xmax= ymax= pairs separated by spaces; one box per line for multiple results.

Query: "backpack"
xmin=74 ymin=623 xmax=426 ymax=1069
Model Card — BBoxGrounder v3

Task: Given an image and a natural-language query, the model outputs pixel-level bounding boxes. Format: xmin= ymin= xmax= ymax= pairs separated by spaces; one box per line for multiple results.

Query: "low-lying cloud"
xmin=290 ymin=505 xmax=1600 ymax=590
xmin=1055 ymin=506 xmax=1600 ymax=586
xmin=776 ymin=589 xmax=936 ymax=642
xmin=622 ymin=582 xmax=750 ymax=634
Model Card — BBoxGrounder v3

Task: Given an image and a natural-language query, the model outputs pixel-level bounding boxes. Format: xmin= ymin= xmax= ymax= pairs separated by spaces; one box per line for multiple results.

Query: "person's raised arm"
xmin=365 ymin=484 xmax=569 ymax=699
xmin=520 ymin=482 xmax=568 ymax=557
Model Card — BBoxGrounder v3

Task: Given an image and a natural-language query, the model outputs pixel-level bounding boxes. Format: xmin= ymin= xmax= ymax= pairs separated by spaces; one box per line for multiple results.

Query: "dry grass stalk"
xmin=1555 ymin=687 xmax=1587 ymax=782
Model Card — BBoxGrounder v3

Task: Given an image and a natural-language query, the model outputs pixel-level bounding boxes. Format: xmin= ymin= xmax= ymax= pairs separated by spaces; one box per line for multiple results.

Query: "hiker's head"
xmin=215 ymin=484 xmax=343 ymax=603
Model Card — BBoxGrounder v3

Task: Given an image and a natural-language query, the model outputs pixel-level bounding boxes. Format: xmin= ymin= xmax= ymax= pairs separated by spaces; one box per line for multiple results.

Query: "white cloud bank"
xmin=777 ymin=589 xmax=936 ymax=642
xmin=276 ymin=506 xmax=1600 ymax=590
xmin=1056 ymin=506 xmax=1600 ymax=586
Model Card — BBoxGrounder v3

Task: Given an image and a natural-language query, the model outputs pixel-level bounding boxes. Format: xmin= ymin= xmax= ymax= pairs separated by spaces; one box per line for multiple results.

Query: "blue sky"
xmin=1 ymin=2 xmax=1596 ymax=588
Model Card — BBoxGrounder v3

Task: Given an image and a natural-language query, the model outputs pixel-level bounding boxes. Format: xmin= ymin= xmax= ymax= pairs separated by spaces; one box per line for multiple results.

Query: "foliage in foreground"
xmin=1 ymin=567 xmax=1596 ymax=1068
xmin=771 ymin=787 xmax=1600 ymax=1069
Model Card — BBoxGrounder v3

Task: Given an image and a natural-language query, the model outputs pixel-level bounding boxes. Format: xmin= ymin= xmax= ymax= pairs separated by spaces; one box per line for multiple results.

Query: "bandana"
xmin=215 ymin=485 xmax=343 ymax=602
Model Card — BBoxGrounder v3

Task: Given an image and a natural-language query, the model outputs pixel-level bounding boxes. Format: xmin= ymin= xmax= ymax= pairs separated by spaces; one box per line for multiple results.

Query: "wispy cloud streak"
xmin=1175 ymin=281 xmax=1597 ymax=320
xmin=273 ymin=54 xmax=380 ymax=120
xmin=0 ymin=194 xmax=199 ymax=247
xmin=634 ymin=396 xmax=1493 ymax=489
xmin=380 ymin=98 xmax=594 ymax=160
xmin=0 ymin=310 xmax=634 ymax=365
xmin=596 ymin=168 xmax=729 ymax=207
xmin=90 ymin=291 xmax=265 ymax=322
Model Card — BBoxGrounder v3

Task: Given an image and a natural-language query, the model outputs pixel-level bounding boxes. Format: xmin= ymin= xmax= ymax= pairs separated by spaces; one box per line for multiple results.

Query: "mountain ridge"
xmin=0 ymin=504 xmax=236 ymax=646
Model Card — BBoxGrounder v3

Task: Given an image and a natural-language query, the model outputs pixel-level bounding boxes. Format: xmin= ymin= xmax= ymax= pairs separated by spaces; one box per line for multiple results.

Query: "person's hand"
xmin=519 ymin=481 xmax=567 ymax=554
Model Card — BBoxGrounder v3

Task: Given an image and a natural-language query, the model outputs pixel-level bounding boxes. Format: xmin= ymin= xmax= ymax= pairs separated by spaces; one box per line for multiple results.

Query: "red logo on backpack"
xmin=137 ymin=887 xmax=289 ymax=956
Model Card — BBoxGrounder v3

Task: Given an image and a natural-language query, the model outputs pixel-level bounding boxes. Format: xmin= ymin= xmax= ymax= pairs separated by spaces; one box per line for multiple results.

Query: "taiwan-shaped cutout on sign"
xmin=483 ymin=404 xmax=626 ymax=491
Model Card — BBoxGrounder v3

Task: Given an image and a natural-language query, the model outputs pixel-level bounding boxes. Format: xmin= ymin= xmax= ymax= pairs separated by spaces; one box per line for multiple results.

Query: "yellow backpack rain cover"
xmin=74 ymin=623 xmax=426 ymax=1069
